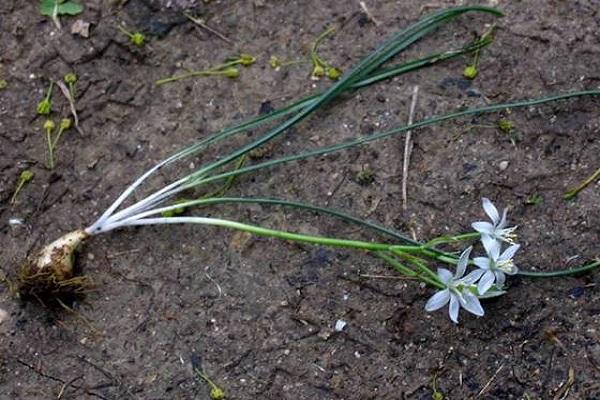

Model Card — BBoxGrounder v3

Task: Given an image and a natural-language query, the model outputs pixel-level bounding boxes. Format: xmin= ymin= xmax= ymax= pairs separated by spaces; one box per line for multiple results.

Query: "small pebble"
xmin=334 ymin=319 xmax=347 ymax=332
xmin=499 ymin=160 xmax=509 ymax=171
xmin=0 ymin=308 xmax=8 ymax=324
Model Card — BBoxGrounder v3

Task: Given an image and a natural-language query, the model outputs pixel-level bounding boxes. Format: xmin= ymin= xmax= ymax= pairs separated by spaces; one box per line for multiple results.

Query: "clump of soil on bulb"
xmin=14 ymin=230 xmax=94 ymax=305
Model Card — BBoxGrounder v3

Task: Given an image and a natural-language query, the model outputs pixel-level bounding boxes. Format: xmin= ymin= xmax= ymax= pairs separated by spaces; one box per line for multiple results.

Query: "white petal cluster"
xmin=425 ymin=198 xmax=520 ymax=323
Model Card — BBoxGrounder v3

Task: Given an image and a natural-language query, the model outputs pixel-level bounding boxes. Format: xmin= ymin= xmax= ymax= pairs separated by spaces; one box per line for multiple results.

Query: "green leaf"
xmin=40 ymin=0 xmax=83 ymax=17
xmin=57 ymin=1 xmax=83 ymax=15
xmin=39 ymin=0 xmax=57 ymax=16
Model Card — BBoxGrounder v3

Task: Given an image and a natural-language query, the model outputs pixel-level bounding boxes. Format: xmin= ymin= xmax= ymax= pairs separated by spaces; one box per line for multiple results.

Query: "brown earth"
xmin=1 ymin=0 xmax=599 ymax=399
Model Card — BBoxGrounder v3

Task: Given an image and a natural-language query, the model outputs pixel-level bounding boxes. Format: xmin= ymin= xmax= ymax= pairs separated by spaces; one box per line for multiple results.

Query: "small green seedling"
xmin=43 ymin=117 xmax=72 ymax=169
xmin=463 ymin=25 xmax=495 ymax=80
xmin=497 ymin=118 xmax=514 ymax=134
xmin=196 ymin=370 xmax=225 ymax=400
xmin=156 ymin=54 xmax=256 ymax=85
xmin=37 ymin=81 xmax=54 ymax=115
xmin=64 ymin=72 xmax=77 ymax=99
xmin=40 ymin=0 xmax=84 ymax=30
xmin=431 ymin=374 xmax=444 ymax=400
xmin=497 ymin=118 xmax=521 ymax=144
xmin=269 ymin=55 xmax=305 ymax=71
xmin=564 ymin=166 xmax=600 ymax=200
xmin=525 ymin=194 xmax=543 ymax=205
xmin=310 ymin=27 xmax=342 ymax=81
xmin=10 ymin=170 xmax=34 ymax=205
xmin=0 ymin=79 xmax=7 ymax=90
xmin=356 ymin=168 xmax=375 ymax=185
xmin=118 ymin=26 xmax=146 ymax=47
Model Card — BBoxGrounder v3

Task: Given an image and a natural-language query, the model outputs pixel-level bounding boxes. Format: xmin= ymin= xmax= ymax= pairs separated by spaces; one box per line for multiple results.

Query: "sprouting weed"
xmin=525 ymin=194 xmax=543 ymax=205
xmin=39 ymin=0 xmax=84 ymax=30
xmin=497 ymin=118 xmax=521 ymax=144
xmin=10 ymin=170 xmax=34 ymax=205
xmin=497 ymin=119 xmax=514 ymax=134
xmin=195 ymin=369 xmax=226 ymax=400
xmin=0 ymin=79 xmax=7 ymax=89
xmin=37 ymin=81 xmax=54 ymax=115
xmin=43 ymin=117 xmax=72 ymax=169
xmin=463 ymin=25 xmax=495 ymax=80
xmin=156 ymin=54 xmax=256 ymax=85
xmin=44 ymin=119 xmax=57 ymax=169
xmin=310 ymin=26 xmax=342 ymax=81
xmin=269 ymin=55 xmax=305 ymax=71
xmin=564 ymin=166 xmax=600 ymax=200
xmin=64 ymin=72 xmax=77 ymax=98
xmin=431 ymin=374 xmax=444 ymax=400
xmin=118 ymin=26 xmax=146 ymax=47
xmin=356 ymin=168 xmax=375 ymax=185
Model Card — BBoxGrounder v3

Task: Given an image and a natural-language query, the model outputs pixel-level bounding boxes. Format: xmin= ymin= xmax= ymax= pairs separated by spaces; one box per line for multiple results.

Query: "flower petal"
xmin=474 ymin=257 xmax=491 ymax=270
xmin=500 ymin=244 xmax=521 ymax=262
xmin=494 ymin=270 xmax=506 ymax=287
xmin=472 ymin=221 xmax=495 ymax=235
xmin=461 ymin=293 xmax=485 ymax=317
xmin=478 ymin=270 xmax=496 ymax=295
xmin=449 ymin=294 xmax=460 ymax=323
xmin=425 ymin=289 xmax=450 ymax=312
xmin=455 ymin=246 xmax=473 ymax=278
xmin=482 ymin=198 xmax=500 ymax=225
xmin=497 ymin=208 xmax=508 ymax=229
xmin=437 ymin=268 xmax=453 ymax=285
xmin=482 ymin=236 xmax=501 ymax=260
xmin=462 ymin=269 xmax=485 ymax=285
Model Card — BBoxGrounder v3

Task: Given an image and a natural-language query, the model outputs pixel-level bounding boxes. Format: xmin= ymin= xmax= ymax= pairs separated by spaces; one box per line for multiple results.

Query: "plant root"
xmin=14 ymin=230 xmax=93 ymax=305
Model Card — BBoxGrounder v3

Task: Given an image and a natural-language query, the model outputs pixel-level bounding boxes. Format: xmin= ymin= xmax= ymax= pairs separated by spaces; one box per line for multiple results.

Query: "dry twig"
xmin=402 ymin=85 xmax=419 ymax=210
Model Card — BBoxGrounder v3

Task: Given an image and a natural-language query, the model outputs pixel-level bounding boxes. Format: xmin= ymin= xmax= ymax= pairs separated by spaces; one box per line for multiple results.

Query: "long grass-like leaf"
xmin=90 ymin=6 xmax=501 ymax=230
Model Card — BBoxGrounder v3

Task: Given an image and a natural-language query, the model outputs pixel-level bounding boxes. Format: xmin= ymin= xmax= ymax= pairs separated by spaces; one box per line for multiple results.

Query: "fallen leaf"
xmin=71 ymin=19 xmax=91 ymax=37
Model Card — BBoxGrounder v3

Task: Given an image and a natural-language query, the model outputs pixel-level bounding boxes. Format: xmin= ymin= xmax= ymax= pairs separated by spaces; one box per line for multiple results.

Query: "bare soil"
xmin=1 ymin=1 xmax=599 ymax=399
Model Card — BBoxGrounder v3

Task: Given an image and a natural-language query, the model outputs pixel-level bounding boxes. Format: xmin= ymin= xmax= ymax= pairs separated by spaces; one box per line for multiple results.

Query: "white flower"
xmin=472 ymin=197 xmax=518 ymax=249
xmin=474 ymin=239 xmax=520 ymax=295
xmin=425 ymin=247 xmax=485 ymax=323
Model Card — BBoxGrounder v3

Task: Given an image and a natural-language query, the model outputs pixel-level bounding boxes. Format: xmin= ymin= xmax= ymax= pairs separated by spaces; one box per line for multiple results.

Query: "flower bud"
xmin=210 ymin=387 xmax=225 ymax=400
xmin=222 ymin=67 xmax=239 ymax=79
xmin=20 ymin=170 xmax=34 ymax=183
xmin=60 ymin=118 xmax=72 ymax=130
xmin=311 ymin=64 xmax=325 ymax=78
xmin=239 ymin=53 xmax=255 ymax=66
xmin=43 ymin=119 xmax=56 ymax=131
xmin=37 ymin=99 xmax=52 ymax=115
xmin=327 ymin=67 xmax=342 ymax=80
xmin=64 ymin=72 xmax=77 ymax=84
xmin=131 ymin=32 xmax=146 ymax=47
xmin=463 ymin=65 xmax=478 ymax=80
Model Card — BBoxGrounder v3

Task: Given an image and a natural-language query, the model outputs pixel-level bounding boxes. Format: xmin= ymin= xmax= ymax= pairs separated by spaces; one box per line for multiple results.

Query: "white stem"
xmin=89 ymin=161 xmax=169 ymax=232
xmin=102 ymin=177 xmax=188 ymax=225
xmin=100 ymin=216 xmax=240 ymax=234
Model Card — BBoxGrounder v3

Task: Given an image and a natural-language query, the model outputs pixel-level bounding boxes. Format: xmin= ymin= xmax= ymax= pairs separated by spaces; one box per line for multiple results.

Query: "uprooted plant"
xmin=13 ymin=6 xmax=600 ymax=322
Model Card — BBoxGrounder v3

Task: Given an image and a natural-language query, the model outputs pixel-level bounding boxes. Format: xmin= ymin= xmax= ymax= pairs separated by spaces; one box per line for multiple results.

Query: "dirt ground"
xmin=1 ymin=0 xmax=600 ymax=399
